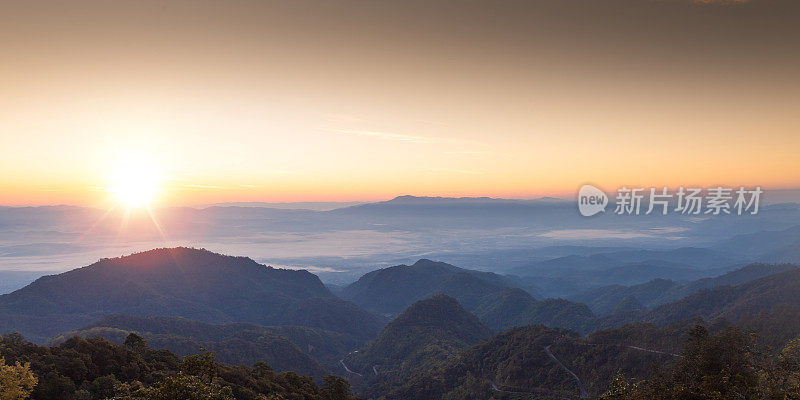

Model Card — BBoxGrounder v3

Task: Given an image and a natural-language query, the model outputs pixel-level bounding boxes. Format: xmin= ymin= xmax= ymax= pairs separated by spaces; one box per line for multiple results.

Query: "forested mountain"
xmin=372 ymin=314 xmax=800 ymax=400
xmin=0 ymin=248 xmax=384 ymax=342
xmin=472 ymin=288 xmax=597 ymax=334
xmin=384 ymin=321 xmax=693 ymax=400
xmin=340 ymin=259 xmax=595 ymax=334
xmin=340 ymin=259 xmax=540 ymax=315
xmin=53 ymin=315 xmax=363 ymax=377
xmin=0 ymin=332 xmax=358 ymax=400
xmin=572 ymin=263 xmax=798 ymax=315
xmin=597 ymin=326 xmax=800 ymax=399
xmin=348 ymin=295 xmax=492 ymax=397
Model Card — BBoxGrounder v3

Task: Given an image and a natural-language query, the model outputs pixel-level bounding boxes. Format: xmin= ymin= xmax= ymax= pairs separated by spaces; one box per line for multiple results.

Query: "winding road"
xmin=544 ymin=345 xmax=589 ymax=399
xmin=339 ymin=351 xmax=363 ymax=377
xmin=337 ymin=338 xmax=679 ymax=399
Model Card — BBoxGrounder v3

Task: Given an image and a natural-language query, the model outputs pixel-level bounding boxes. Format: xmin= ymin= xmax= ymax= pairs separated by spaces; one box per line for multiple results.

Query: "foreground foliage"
xmin=0 ymin=333 xmax=358 ymax=400
xmin=599 ymin=326 xmax=800 ymax=400
xmin=0 ymin=356 xmax=37 ymax=400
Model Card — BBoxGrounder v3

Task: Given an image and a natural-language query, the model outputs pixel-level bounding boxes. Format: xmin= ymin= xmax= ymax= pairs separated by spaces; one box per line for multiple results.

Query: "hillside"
xmin=473 ymin=288 xmax=597 ymax=334
xmin=0 ymin=247 xmax=384 ymax=342
xmin=384 ymin=321 xmax=690 ymax=400
xmin=54 ymin=314 xmax=363 ymax=376
xmin=0 ymin=332 xmax=358 ymax=400
xmin=349 ymin=295 xmax=492 ymax=385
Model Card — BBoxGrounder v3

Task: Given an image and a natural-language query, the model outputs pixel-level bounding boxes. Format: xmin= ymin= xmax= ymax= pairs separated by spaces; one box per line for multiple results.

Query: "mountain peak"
xmin=351 ymin=294 xmax=492 ymax=382
xmin=395 ymin=294 xmax=474 ymax=325
xmin=93 ymin=247 xmax=261 ymax=270
xmin=0 ymin=247 xmax=343 ymax=343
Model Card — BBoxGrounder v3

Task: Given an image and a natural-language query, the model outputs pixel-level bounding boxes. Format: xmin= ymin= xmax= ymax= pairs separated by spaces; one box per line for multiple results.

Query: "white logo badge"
xmin=578 ymin=184 xmax=608 ymax=216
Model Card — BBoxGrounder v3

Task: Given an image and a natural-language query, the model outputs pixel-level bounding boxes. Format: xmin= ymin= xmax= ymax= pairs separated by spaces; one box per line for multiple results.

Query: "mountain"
xmin=0 ymin=270 xmax=54 ymax=295
xmin=0 ymin=247 xmax=384 ymax=342
xmin=342 ymin=259 xmax=595 ymax=334
xmin=340 ymin=259 xmax=539 ymax=315
xmin=350 ymin=295 xmax=491 ymax=381
xmin=572 ymin=263 xmax=798 ymax=315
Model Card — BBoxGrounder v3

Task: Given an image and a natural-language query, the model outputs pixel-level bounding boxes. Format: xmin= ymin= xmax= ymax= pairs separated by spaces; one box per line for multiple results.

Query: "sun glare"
xmin=110 ymin=161 xmax=160 ymax=208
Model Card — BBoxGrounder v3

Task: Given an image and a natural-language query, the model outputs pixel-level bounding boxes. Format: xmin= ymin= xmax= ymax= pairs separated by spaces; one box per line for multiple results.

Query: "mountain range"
xmin=0 ymin=247 xmax=384 ymax=342
xmin=4 ymin=246 xmax=800 ymax=399
xmin=571 ymin=263 xmax=799 ymax=315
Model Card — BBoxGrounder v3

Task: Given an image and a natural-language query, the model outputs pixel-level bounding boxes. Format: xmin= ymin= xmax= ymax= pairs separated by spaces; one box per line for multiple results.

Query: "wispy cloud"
xmin=443 ymin=150 xmax=490 ymax=155
xmin=327 ymin=128 xmax=431 ymax=143
xmin=538 ymin=229 xmax=655 ymax=240
xmin=430 ymin=167 xmax=482 ymax=175
xmin=692 ymin=0 xmax=749 ymax=4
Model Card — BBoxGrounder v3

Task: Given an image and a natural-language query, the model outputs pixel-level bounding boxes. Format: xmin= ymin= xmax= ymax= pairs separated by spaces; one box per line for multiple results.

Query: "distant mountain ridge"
xmin=509 ymin=247 xmax=740 ymax=297
xmin=0 ymin=247 xmax=384 ymax=342
xmin=598 ymin=265 xmax=800 ymax=329
xmin=572 ymin=263 xmax=799 ymax=315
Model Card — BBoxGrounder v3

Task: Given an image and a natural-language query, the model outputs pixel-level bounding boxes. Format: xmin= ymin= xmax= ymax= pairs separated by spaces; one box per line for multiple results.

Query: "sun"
xmin=110 ymin=161 xmax=161 ymax=208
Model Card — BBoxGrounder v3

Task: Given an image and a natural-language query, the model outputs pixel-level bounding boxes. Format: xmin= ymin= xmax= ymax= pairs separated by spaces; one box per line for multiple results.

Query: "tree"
xmin=180 ymin=350 xmax=217 ymax=384
xmin=320 ymin=375 xmax=354 ymax=400
xmin=0 ymin=357 xmax=38 ymax=400
xmin=123 ymin=334 xmax=147 ymax=352
xmin=598 ymin=373 xmax=635 ymax=400
xmin=133 ymin=374 xmax=234 ymax=400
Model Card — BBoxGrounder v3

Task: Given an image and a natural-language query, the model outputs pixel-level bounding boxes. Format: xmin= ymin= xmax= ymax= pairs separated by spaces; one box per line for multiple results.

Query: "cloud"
xmin=538 ymin=229 xmax=655 ymax=240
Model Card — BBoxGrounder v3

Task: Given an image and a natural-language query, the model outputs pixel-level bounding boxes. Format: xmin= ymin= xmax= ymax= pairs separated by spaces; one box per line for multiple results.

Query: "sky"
xmin=1 ymin=0 xmax=799 ymax=206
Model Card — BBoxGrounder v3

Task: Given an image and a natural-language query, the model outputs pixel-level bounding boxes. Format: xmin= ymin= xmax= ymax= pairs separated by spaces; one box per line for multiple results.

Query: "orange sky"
xmin=1 ymin=0 xmax=799 ymax=206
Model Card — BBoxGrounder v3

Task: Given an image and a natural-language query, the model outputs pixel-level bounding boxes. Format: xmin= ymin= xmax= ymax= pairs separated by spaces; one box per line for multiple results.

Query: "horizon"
xmin=5 ymin=188 xmax=800 ymax=208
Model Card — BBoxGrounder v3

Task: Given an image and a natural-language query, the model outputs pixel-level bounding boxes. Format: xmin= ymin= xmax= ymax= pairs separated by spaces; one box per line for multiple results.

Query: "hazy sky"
xmin=1 ymin=0 xmax=799 ymax=206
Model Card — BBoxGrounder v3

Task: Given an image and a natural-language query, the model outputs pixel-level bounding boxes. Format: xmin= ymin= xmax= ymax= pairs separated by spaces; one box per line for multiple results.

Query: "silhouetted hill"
xmin=0 ymin=247 xmax=384 ymax=342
